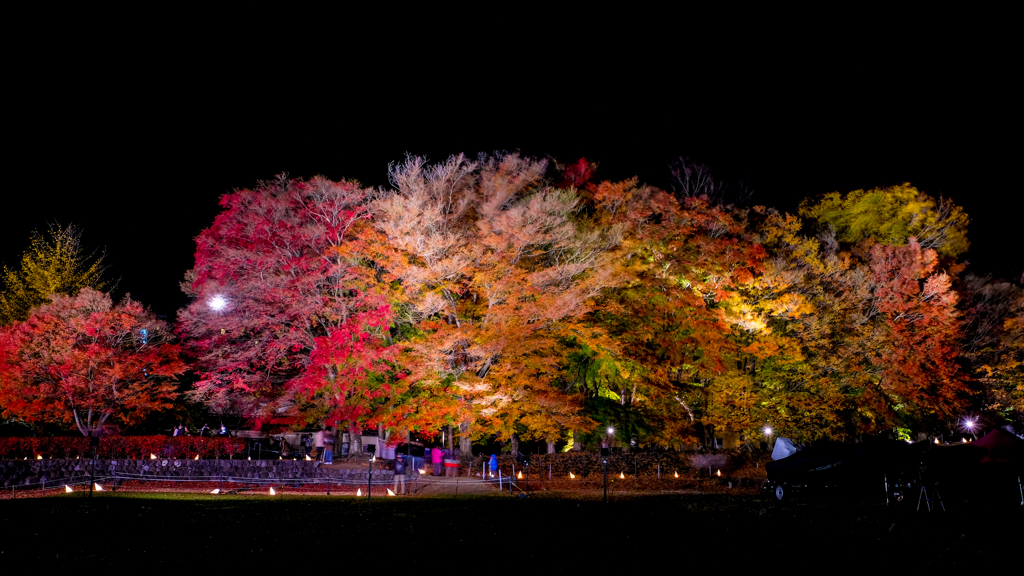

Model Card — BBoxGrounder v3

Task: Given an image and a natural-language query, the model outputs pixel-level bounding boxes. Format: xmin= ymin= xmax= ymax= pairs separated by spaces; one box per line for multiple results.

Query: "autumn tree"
xmin=0 ymin=223 xmax=113 ymax=325
xmin=580 ymin=178 xmax=766 ymax=448
xmin=962 ymin=274 xmax=1024 ymax=421
xmin=0 ymin=288 xmax=184 ymax=436
xmin=177 ymin=175 xmax=404 ymax=435
xmin=371 ymin=153 xmax=620 ymax=453
xmin=746 ymin=192 xmax=973 ymax=440
xmin=798 ymin=183 xmax=970 ymax=258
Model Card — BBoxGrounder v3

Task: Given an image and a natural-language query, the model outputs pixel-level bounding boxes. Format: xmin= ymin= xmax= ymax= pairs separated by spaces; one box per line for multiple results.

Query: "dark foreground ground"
xmin=1 ymin=490 xmax=1020 ymax=572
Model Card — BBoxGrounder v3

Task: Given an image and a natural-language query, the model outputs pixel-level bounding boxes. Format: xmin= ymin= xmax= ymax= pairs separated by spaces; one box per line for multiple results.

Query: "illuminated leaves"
xmin=0 ymin=288 xmax=183 ymax=436
xmin=177 ymin=175 xmax=396 ymax=428
xmin=0 ymin=224 xmax=113 ymax=326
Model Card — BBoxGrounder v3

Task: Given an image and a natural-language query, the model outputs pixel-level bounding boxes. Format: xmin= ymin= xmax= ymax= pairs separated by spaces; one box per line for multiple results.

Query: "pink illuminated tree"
xmin=177 ymin=175 xmax=398 ymax=430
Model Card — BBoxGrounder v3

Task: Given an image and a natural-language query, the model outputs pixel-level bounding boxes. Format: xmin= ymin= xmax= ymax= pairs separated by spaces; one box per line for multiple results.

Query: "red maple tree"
xmin=177 ymin=175 xmax=398 ymax=430
xmin=0 ymin=288 xmax=184 ymax=436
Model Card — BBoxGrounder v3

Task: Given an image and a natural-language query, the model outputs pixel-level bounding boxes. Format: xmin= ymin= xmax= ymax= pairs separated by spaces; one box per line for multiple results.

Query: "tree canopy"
xmin=0 ymin=223 xmax=113 ymax=325
xmin=0 ymin=288 xmax=184 ymax=436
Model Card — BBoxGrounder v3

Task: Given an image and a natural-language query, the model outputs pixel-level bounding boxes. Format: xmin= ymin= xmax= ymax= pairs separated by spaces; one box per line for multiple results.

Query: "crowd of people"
xmin=170 ymin=423 xmax=229 ymax=436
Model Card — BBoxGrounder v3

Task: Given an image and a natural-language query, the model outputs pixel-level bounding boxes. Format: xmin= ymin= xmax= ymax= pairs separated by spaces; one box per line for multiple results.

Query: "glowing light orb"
xmin=208 ymin=295 xmax=228 ymax=311
xmin=763 ymin=426 xmax=773 ymax=436
xmin=965 ymin=419 xmax=975 ymax=429
xmin=607 ymin=427 xmax=615 ymax=435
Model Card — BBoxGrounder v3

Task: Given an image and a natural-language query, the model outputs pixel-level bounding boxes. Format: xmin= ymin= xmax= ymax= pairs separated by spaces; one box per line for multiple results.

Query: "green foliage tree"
xmin=0 ymin=224 xmax=113 ymax=325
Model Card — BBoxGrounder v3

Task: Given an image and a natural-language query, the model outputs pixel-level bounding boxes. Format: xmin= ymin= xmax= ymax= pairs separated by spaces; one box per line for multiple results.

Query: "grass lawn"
xmin=1 ymin=490 xmax=1019 ymax=571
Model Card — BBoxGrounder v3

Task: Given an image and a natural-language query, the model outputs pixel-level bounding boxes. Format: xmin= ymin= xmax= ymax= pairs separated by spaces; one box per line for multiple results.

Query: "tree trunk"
xmin=547 ymin=440 xmax=555 ymax=454
xmin=378 ymin=423 xmax=391 ymax=456
xmin=459 ymin=420 xmax=472 ymax=458
xmin=445 ymin=425 xmax=453 ymax=452
xmin=348 ymin=423 xmax=362 ymax=455
xmin=572 ymin=429 xmax=582 ymax=451
xmin=510 ymin=433 xmax=519 ymax=459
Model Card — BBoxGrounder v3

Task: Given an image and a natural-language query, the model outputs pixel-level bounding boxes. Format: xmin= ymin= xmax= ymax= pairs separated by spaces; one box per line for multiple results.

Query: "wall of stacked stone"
xmin=0 ymin=458 xmax=394 ymax=488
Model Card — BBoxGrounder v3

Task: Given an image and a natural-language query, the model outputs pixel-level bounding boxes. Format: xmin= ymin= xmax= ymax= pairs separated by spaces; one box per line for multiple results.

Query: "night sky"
xmin=5 ymin=27 xmax=1017 ymax=319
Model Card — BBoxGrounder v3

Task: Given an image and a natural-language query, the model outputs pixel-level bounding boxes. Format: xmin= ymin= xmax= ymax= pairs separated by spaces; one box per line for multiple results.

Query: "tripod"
xmin=916 ymin=464 xmax=945 ymax=512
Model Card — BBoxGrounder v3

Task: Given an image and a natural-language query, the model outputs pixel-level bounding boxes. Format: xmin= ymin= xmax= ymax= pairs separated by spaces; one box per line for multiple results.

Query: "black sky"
xmin=3 ymin=20 xmax=1018 ymax=318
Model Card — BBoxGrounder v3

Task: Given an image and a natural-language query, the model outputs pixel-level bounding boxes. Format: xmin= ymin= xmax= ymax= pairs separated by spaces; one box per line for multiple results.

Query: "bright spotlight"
xmin=763 ymin=426 xmax=773 ymax=436
xmin=964 ymin=419 xmax=975 ymax=429
xmin=607 ymin=427 xmax=615 ymax=435
xmin=208 ymin=295 xmax=228 ymax=311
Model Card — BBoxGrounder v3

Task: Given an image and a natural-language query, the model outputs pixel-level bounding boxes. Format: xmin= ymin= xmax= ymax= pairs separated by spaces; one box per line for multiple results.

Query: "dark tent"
xmin=972 ymin=428 xmax=1024 ymax=465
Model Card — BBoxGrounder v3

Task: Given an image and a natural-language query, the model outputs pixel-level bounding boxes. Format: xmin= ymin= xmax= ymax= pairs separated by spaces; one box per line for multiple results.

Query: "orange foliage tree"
xmin=580 ymin=178 xmax=766 ymax=448
xmin=371 ymin=153 xmax=621 ymax=452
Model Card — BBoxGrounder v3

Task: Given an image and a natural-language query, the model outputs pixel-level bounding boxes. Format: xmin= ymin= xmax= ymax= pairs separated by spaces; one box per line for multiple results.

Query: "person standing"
xmin=313 ymin=428 xmax=326 ymax=461
xmin=432 ymin=445 xmax=445 ymax=476
xmin=323 ymin=428 xmax=335 ymax=464
xmin=393 ymin=454 xmax=407 ymax=495
xmin=489 ymin=454 xmax=498 ymax=478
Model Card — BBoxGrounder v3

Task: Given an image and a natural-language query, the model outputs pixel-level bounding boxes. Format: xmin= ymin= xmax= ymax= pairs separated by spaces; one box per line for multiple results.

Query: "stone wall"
xmin=0 ymin=458 xmax=394 ymax=488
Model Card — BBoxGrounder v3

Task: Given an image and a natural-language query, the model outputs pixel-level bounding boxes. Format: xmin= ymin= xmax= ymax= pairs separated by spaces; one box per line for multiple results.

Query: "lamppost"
xmin=603 ymin=427 xmax=614 ymax=503
xmin=367 ymin=444 xmax=375 ymax=508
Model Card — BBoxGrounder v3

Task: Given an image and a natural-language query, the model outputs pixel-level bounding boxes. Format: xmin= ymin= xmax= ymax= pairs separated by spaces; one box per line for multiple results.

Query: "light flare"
xmin=65 ymin=485 xmax=73 ymax=493
xmin=208 ymin=295 xmax=228 ymax=311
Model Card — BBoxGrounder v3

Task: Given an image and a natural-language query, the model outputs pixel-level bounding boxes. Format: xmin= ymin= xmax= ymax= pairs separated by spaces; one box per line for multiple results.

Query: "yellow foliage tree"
xmin=0 ymin=224 xmax=113 ymax=325
xmin=798 ymin=183 xmax=970 ymax=258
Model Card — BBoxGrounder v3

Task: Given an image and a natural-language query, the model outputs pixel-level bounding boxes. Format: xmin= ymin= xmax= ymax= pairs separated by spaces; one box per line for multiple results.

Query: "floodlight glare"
xmin=208 ymin=295 xmax=228 ymax=311
xmin=965 ymin=419 xmax=975 ymax=429
xmin=763 ymin=426 xmax=773 ymax=436
xmin=607 ymin=427 xmax=615 ymax=435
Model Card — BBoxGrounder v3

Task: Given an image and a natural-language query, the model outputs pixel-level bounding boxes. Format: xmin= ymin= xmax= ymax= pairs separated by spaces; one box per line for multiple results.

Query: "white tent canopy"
xmin=772 ymin=437 xmax=801 ymax=460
